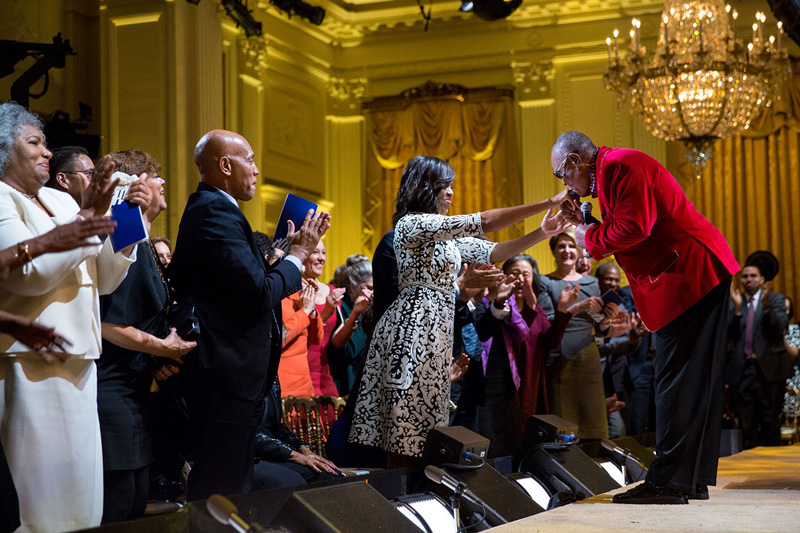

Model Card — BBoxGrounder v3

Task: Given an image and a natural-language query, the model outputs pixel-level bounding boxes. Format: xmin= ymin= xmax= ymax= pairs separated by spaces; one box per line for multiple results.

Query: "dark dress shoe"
xmin=687 ymin=484 xmax=709 ymax=500
xmin=612 ymin=482 xmax=688 ymax=504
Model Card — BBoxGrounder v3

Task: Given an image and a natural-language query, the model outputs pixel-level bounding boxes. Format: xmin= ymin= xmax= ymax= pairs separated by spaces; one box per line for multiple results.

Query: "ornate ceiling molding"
xmin=251 ymin=0 xmax=666 ymax=47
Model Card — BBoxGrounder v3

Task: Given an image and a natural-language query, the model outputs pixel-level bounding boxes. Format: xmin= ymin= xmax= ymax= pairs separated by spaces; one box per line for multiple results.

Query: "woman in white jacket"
xmin=0 ymin=102 xmax=151 ymax=533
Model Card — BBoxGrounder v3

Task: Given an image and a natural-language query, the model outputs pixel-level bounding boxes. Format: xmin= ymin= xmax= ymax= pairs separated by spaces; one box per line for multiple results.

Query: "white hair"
xmin=0 ymin=102 xmax=45 ymax=177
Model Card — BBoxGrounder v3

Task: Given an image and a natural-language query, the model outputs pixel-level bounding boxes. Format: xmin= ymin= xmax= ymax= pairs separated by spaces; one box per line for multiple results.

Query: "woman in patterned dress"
xmin=349 ymin=155 xmax=572 ymax=468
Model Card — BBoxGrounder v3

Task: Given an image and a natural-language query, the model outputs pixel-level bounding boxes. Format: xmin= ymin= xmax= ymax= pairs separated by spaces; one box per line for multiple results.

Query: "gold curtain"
xmin=669 ymin=58 xmax=800 ymax=309
xmin=363 ymin=87 xmax=522 ymax=253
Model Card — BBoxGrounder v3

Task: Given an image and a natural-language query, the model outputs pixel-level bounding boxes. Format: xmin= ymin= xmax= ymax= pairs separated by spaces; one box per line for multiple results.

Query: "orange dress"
xmin=278 ymin=291 xmax=324 ymax=397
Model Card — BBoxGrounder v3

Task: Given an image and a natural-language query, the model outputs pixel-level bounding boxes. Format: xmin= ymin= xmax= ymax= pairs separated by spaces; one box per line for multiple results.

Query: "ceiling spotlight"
xmin=271 ymin=0 xmax=326 ymax=26
xmin=460 ymin=1 xmax=474 ymax=12
xmin=467 ymin=0 xmax=522 ymax=21
xmin=220 ymin=0 xmax=263 ymax=37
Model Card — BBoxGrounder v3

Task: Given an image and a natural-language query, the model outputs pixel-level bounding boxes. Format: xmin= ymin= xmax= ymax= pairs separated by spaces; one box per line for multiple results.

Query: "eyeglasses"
xmin=553 ymin=154 xmax=571 ymax=180
xmin=65 ymin=169 xmax=94 ymax=178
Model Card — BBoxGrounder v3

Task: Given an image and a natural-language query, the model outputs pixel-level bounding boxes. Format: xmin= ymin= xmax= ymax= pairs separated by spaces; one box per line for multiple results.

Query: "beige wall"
xmin=3 ymin=0 xmax=791 ymax=279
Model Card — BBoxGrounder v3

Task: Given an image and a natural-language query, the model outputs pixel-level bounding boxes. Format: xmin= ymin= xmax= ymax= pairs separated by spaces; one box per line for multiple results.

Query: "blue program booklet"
xmin=109 ymin=186 xmax=148 ymax=253
xmin=274 ymin=193 xmax=317 ymax=240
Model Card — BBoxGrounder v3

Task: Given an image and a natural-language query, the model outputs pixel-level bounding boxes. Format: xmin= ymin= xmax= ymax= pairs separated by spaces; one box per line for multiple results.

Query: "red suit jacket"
xmin=584 ymin=147 xmax=739 ymax=331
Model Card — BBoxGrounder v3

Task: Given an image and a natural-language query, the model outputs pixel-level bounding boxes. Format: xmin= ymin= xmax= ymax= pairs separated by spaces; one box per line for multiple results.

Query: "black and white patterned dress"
xmin=349 ymin=212 xmax=496 ymax=456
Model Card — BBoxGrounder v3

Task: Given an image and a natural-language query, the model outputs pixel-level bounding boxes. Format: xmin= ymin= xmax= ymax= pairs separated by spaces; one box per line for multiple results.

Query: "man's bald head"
xmin=194 ymin=129 xmax=259 ymax=201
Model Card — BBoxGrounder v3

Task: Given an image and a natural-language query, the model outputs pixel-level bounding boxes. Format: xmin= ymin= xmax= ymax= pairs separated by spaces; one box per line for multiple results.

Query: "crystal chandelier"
xmin=604 ymin=0 xmax=790 ymax=177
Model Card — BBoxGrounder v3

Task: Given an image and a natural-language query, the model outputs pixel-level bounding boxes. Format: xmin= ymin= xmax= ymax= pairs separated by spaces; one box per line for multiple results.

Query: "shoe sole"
xmin=612 ymin=497 xmax=688 ymax=504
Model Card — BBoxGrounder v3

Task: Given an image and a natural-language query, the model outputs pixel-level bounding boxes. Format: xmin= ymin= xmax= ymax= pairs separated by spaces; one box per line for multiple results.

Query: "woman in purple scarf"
xmin=474 ymin=255 xmax=578 ymax=458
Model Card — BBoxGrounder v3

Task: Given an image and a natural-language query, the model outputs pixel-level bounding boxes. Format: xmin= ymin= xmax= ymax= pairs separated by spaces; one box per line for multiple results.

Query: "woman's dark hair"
xmin=502 ymin=254 xmax=542 ymax=296
xmin=786 ymin=296 xmax=794 ymax=321
xmin=392 ymin=155 xmax=454 ymax=226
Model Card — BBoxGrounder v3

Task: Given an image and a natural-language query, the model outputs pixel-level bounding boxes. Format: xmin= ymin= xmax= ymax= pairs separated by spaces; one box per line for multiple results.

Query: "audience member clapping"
xmin=96 ymin=150 xmax=196 ymax=523
xmin=0 ymin=102 xmax=147 ymax=531
xmin=302 ymin=241 xmax=344 ymax=396
xmin=538 ymin=231 xmax=609 ymax=440
xmin=328 ymin=255 xmax=373 ymax=396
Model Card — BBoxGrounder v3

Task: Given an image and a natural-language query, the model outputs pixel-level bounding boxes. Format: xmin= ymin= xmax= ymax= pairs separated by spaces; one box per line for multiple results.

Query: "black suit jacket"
xmin=170 ymin=182 xmax=302 ymax=400
xmin=727 ymin=290 xmax=791 ymax=384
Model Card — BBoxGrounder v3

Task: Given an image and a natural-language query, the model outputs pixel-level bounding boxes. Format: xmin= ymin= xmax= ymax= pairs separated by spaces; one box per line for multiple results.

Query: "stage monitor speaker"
xmin=520 ymin=444 xmax=620 ymax=497
xmin=273 ymin=481 xmax=420 ymax=533
xmin=437 ymin=463 xmax=544 ymax=527
xmin=578 ymin=439 xmax=649 ymax=483
xmin=611 ymin=436 xmax=656 ymax=469
xmin=523 ymin=414 xmax=578 ymax=447
xmin=422 ymin=426 xmax=490 ymax=466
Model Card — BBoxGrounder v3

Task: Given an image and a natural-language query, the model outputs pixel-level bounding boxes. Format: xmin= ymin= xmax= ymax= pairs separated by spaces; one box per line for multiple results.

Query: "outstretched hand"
xmin=541 ymin=208 xmax=571 ymax=236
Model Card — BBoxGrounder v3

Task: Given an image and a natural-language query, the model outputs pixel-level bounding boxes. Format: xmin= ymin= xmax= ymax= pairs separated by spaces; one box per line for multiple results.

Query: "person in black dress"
xmin=97 ymin=151 xmax=196 ymax=522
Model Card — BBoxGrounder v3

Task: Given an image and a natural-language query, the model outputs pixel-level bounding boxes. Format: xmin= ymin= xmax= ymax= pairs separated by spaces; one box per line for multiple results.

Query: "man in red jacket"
xmin=553 ymin=131 xmax=739 ymax=504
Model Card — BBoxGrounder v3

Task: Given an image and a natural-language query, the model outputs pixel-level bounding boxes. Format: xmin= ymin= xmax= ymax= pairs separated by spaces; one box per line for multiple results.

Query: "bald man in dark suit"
xmin=170 ymin=130 xmax=330 ymax=500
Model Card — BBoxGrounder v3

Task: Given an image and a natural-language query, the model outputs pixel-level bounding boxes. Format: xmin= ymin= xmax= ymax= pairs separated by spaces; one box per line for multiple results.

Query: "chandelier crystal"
xmin=604 ymin=1 xmax=790 ymax=176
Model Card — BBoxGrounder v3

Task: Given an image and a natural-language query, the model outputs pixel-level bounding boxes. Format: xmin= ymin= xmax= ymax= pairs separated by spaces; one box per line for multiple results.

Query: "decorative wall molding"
xmin=512 ymin=60 xmax=555 ymax=99
xmin=325 ymin=75 xmax=368 ymax=112
xmin=362 ymin=80 xmax=513 ymax=110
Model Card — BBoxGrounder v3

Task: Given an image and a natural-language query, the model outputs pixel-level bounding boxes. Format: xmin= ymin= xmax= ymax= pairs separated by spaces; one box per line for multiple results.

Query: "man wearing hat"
xmin=727 ymin=252 xmax=792 ymax=449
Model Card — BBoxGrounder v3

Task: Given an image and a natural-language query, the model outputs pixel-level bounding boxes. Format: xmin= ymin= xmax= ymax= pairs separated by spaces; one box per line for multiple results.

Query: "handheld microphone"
xmin=581 ymin=202 xmax=600 ymax=226
xmin=207 ymin=494 xmax=264 ymax=533
xmin=424 ymin=465 xmax=481 ymax=506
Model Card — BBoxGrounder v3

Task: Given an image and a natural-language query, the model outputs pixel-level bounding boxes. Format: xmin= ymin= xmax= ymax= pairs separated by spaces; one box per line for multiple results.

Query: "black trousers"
xmin=186 ymin=389 xmax=263 ymax=501
xmin=646 ymin=278 xmax=731 ymax=494
xmin=102 ymin=465 xmax=150 ymax=523
xmin=735 ymin=360 xmax=784 ymax=448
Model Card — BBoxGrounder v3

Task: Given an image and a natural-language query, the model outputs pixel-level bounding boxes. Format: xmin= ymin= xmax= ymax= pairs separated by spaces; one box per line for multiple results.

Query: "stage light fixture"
xmin=220 ymin=0 xmax=263 ymax=37
xmin=270 ymin=0 xmax=326 ymax=26
xmin=466 ymin=0 xmax=522 ymax=21
xmin=506 ymin=472 xmax=552 ymax=510
xmin=394 ymin=493 xmax=458 ymax=533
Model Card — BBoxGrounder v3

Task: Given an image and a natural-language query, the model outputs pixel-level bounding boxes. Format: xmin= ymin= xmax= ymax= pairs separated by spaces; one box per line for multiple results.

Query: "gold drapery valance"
xmin=670 ymin=58 xmax=800 ymax=310
xmin=362 ymin=82 xmax=522 ymax=252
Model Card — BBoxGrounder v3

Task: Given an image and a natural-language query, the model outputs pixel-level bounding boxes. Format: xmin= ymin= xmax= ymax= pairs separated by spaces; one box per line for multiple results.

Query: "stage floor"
xmin=491 ymin=444 xmax=800 ymax=533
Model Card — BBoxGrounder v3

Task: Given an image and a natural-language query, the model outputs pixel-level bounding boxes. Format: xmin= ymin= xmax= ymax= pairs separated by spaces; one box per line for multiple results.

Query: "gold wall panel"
xmin=263 ymin=75 xmax=325 ymax=194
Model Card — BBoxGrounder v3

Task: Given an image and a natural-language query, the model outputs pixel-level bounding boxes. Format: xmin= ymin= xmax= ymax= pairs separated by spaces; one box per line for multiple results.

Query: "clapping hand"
xmin=519 ymin=275 xmax=537 ymax=309
xmin=450 ymin=353 xmax=470 ymax=382
xmin=299 ymin=282 xmax=319 ymax=315
xmin=80 ymin=155 xmax=120 ymax=217
xmin=487 ymin=274 xmax=517 ymax=306
xmin=352 ymin=287 xmax=373 ymax=315
xmin=760 ymin=280 xmax=773 ymax=311
xmin=273 ymin=220 xmax=296 ymax=253
xmin=326 ymin=287 xmax=346 ymax=308
xmin=457 ymin=263 xmax=503 ymax=302
xmin=557 ymin=283 xmax=580 ymax=313
xmin=730 ymin=282 xmax=743 ymax=314
xmin=289 ymin=210 xmax=331 ymax=262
